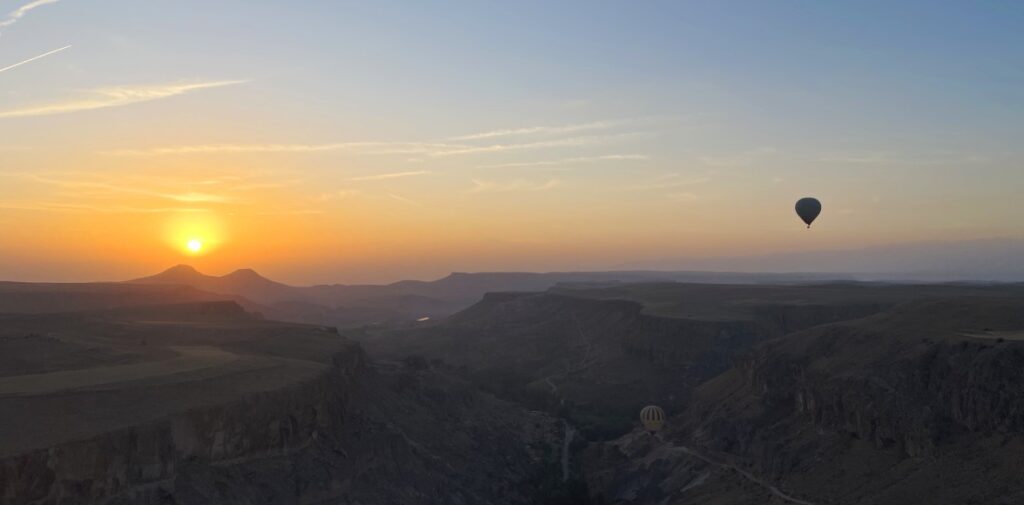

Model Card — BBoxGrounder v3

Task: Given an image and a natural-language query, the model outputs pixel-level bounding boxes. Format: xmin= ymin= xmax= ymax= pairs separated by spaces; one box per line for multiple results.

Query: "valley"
xmin=3 ymin=268 xmax=1024 ymax=503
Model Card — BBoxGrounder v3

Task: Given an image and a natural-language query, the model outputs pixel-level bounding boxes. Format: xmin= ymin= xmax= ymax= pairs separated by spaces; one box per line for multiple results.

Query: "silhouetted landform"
xmin=6 ymin=276 xmax=1024 ymax=504
xmin=0 ymin=301 xmax=563 ymax=504
xmin=0 ymin=281 xmax=253 ymax=314
xmin=366 ymin=282 xmax=1024 ymax=438
xmin=127 ymin=264 xmax=857 ymax=327
xmin=624 ymin=237 xmax=1024 ymax=282
xmin=582 ymin=295 xmax=1024 ymax=504
xmin=367 ymin=282 xmax=1024 ymax=504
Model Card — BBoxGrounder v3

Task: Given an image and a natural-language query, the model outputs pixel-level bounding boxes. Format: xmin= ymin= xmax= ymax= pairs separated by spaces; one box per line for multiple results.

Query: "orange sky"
xmin=1 ymin=2 xmax=1022 ymax=284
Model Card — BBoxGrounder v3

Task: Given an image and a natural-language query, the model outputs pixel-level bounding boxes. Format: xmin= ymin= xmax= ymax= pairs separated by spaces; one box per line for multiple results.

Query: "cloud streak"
xmin=0 ymin=0 xmax=59 ymax=33
xmin=350 ymin=170 xmax=430 ymax=181
xmin=0 ymin=201 xmax=208 ymax=214
xmin=14 ymin=173 xmax=233 ymax=203
xmin=0 ymin=80 xmax=246 ymax=118
xmin=99 ymin=141 xmax=462 ymax=157
xmin=430 ymin=134 xmax=640 ymax=157
xmin=450 ymin=120 xmax=622 ymax=141
xmin=98 ymin=135 xmax=638 ymax=158
xmin=469 ymin=179 xmax=561 ymax=193
xmin=627 ymin=172 xmax=712 ymax=191
xmin=0 ymin=45 xmax=70 ymax=74
xmin=388 ymin=193 xmax=421 ymax=206
xmin=817 ymin=152 xmax=989 ymax=165
xmin=477 ymin=154 xmax=649 ymax=169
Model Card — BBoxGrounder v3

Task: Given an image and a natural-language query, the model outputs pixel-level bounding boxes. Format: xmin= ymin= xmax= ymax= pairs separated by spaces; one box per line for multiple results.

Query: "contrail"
xmin=0 ymin=44 xmax=70 ymax=74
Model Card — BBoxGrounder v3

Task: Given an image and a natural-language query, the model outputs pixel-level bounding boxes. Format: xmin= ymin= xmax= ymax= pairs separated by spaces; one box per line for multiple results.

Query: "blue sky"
xmin=0 ymin=1 xmax=1022 ymax=282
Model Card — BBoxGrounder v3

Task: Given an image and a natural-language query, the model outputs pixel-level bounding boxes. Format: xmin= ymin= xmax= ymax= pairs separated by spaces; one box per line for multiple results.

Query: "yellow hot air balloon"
xmin=640 ymin=405 xmax=665 ymax=434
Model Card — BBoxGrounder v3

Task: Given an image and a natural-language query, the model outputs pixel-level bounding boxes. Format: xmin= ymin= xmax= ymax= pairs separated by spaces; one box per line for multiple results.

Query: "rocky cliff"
xmin=0 ymin=340 xmax=562 ymax=505
xmin=365 ymin=287 xmax=900 ymax=440
xmin=585 ymin=296 xmax=1024 ymax=504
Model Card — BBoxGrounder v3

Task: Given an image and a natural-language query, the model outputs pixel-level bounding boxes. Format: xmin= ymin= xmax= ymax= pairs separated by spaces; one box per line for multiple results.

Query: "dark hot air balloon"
xmin=795 ymin=197 xmax=821 ymax=228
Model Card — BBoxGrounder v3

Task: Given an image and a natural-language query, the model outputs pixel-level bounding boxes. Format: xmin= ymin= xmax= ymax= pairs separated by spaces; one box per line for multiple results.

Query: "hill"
xmin=0 ymin=281 xmax=257 ymax=314
xmin=128 ymin=265 xmax=859 ymax=328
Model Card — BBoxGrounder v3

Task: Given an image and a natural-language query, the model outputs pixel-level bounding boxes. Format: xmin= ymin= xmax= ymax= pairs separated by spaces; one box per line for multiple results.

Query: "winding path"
xmin=674 ymin=445 xmax=818 ymax=505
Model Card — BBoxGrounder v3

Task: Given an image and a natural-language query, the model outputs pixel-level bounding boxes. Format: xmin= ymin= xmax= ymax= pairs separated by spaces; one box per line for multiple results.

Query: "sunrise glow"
xmin=0 ymin=2 xmax=1020 ymax=286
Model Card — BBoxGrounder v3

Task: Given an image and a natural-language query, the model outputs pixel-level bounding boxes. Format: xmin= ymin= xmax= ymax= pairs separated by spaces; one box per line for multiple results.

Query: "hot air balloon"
xmin=795 ymin=197 xmax=821 ymax=228
xmin=640 ymin=405 xmax=665 ymax=434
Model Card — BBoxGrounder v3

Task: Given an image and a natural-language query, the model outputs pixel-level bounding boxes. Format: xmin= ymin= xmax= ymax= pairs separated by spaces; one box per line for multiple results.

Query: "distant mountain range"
xmin=127 ymin=265 xmax=859 ymax=325
xmin=621 ymin=238 xmax=1024 ymax=282
xmin=9 ymin=254 xmax=1019 ymax=327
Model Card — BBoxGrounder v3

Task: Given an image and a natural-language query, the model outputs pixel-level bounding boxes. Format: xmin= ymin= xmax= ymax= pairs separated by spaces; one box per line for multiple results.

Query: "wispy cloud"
xmin=699 ymin=147 xmax=778 ymax=168
xmin=388 ymin=193 xmax=421 ymax=206
xmin=469 ymin=179 xmax=561 ymax=193
xmin=164 ymin=192 xmax=230 ymax=203
xmin=627 ymin=172 xmax=712 ymax=191
xmin=477 ymin=154 xmax=649 ymax=169
xmin=0 ymin=200 xmax=208 ymax=214
xmin=228 ymin=179 xmax=304 ymax=191
xmin=668 ymin=192 xmax=701 ymax=203
xmin=350 ymin=170 xmax=430 ymax=181
xmin=0 ymin=80 xmax=246 ymax=118
xmin=0 ymin=45 xmax=70 ymax=74
xmin=14 ymin=173 xmax=234 ymax=203
xmin=315 ymin=189 xmax=360 ymax=202
xmin=817 ymin=152 xmax=989 ymax=165
xmin=0 ymin=0 xmax=60 ymax=34
xmin=431 ymin=134 xmax=641 ymax=157
xmin=257 ymin=208 xmax=325 ymax=216
xmin=99 ymin=141 xmax=462 ymax=157
xmin=450 ymin=120 xmax=622 ymax=141
xmin=102 ymin=136 xmax=626 ymax=158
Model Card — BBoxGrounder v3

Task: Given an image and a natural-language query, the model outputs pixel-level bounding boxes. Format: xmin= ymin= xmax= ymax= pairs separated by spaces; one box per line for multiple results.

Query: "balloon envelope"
xmin=795 ymin=197 xmax=822 ymax=228
xmin=640 ymin=405 xmax=665 ymax=433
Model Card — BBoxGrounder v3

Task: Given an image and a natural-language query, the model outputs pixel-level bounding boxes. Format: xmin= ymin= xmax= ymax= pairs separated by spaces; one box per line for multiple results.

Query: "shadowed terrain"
xmin=6 ymin=276 xmax=1024 ymax=504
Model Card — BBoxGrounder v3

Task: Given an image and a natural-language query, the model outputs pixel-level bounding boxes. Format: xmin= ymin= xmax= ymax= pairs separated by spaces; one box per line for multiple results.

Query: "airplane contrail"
xmin=0 ymin=44 xmax=70 ymax=74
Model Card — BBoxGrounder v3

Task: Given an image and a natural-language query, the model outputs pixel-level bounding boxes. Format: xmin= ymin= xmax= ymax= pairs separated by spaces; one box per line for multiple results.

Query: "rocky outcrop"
xmin=668 ymin=298 xmax=1024 ymax=504
xmin=366 ymin=290 xmax=900 ymax=441
xmin=0 ymin=348 xmax=562 ymax=505
xmin=0 ymin=350 xmax=360 ymax=505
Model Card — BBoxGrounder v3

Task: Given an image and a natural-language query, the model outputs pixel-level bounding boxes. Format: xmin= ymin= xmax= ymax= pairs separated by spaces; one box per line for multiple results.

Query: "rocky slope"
xmin=585 ymin=296 xmax=1024 ymax=504
xmin=0 ymin=305 xmax=564 ymax=505
xmin=363 ymin=284 xmax=917 ymax=440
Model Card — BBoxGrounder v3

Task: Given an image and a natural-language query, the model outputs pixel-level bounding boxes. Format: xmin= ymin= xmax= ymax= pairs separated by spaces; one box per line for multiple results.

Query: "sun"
xmin=164 ymin=215 xmax=224 ymax=257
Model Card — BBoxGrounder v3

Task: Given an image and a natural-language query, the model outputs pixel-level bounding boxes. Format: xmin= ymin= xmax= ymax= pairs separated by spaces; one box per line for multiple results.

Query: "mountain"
xmin=128 ymin=266 xmax=860 ymax=328
xmin=623 ymin=238 xmax=1024 ymax=282
xmin=129 ymin=265 xmax=295 ymax=303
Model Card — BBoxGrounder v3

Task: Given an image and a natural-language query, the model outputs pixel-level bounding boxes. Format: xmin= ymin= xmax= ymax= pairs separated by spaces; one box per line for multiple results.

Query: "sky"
xmin=0 ymin=1 xmax=1022 ymax=284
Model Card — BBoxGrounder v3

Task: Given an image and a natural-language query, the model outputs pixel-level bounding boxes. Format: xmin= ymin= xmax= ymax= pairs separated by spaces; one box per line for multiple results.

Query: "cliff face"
xmin=711 ymin=299 xmax=1024 ymax=458
xmin=365 ymin=290 xmax=897 ymax=440
xmin=0 ymin=350 xmax=356 ymax=505
xmin=584 ymin=297 xmax=1024 ymax=505
xmin=0 ymin=348 xmax=561 ymax=505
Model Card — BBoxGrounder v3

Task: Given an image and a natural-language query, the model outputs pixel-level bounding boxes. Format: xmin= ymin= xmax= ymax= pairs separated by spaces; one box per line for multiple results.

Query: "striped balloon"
xmin=640 ymin=405 xmax=665 ymax=433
